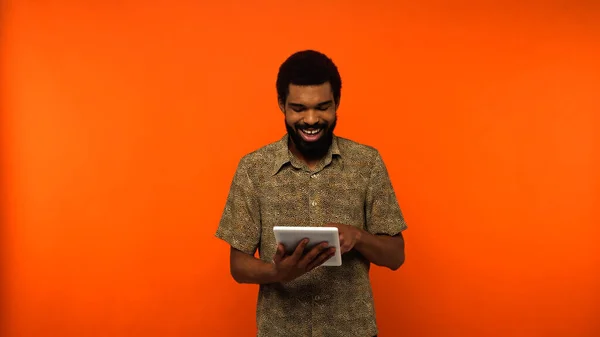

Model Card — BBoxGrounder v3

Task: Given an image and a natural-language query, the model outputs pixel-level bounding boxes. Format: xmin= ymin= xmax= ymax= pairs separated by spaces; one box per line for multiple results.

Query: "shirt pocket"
xmin=319 ymin=183 xmax=367 ymax=229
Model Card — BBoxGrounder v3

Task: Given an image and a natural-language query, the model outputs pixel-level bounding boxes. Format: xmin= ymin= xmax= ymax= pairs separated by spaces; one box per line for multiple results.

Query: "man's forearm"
xmin=230 ymin=249 xmax=280 ymax=284
xmin=354 ymin=231 xmax=405 ymax=270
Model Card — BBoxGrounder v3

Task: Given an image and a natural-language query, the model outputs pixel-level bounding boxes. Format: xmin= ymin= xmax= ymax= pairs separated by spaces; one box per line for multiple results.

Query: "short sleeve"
xmin=215 ymin=156 xmax=261 ymax=255
xmin=365 ymin=150 xmax=408 ymax=236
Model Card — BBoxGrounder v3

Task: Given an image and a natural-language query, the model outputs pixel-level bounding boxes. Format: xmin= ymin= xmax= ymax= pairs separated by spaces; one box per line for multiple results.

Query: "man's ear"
xmin=278 ymin=99 xmax=285 ymax=113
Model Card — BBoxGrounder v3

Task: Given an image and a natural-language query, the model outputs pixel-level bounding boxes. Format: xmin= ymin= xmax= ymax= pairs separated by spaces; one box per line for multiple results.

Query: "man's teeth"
xmin=302 ymin=129 xmax=322 ymax=135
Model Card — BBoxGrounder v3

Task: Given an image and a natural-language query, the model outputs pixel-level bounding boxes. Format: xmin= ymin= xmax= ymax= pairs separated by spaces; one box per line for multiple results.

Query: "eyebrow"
xmin=288 ymin=100 xmax=333 ymax=108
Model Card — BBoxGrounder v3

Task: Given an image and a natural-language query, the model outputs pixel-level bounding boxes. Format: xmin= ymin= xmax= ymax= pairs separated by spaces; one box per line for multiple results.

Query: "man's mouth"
xmin=299 ymin=128 xmax=324 ymax=142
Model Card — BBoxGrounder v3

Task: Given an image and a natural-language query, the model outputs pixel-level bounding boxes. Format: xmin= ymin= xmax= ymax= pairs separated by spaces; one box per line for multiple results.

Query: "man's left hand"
xmin=326 ymin=223 xmax=363 ymax=254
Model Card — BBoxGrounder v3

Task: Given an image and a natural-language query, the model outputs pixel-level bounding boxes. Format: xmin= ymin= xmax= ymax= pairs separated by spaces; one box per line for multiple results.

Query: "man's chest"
xmin=257 ymin=166 xmax=370 ymax=229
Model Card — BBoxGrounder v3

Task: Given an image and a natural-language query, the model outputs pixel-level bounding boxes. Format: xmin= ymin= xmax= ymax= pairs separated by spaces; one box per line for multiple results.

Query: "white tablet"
xmin=273 ymin=226 xmax=342 ymax=267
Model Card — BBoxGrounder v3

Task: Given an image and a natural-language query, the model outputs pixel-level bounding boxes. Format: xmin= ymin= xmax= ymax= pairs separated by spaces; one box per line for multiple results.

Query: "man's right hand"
xmin=272 ymin=239 xmax=335 ymax=283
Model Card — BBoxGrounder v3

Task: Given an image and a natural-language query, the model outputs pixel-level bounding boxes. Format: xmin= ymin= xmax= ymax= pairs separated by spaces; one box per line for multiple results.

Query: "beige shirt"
xmin=215 ymin=134 xmax=407 ymax=337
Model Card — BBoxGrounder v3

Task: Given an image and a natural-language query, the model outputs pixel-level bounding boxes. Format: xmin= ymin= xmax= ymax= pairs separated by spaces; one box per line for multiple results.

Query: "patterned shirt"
xmin=215 ymin=134 xmax=407 ymax=337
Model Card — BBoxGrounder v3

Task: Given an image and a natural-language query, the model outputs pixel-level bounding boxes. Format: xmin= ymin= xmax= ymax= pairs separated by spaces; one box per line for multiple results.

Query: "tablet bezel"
xmin=272 ymin=226 xmax=342 ymax=267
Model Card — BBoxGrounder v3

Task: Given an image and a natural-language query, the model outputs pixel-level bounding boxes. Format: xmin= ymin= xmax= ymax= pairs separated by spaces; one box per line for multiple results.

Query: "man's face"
xmin=281 ymin=82 xmax=337 ymax=161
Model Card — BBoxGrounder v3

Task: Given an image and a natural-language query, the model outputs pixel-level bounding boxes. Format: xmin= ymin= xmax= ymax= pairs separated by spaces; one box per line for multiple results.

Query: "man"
xmin=215 ymin=50 xmax=407 ymax=337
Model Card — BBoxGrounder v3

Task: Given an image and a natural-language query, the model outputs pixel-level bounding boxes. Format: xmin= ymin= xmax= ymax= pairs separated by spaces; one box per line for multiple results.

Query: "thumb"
xmin=339 ymin=235 xmax=350 ymax=254
xmin=273 ymin=244 xmax=285 ymax=264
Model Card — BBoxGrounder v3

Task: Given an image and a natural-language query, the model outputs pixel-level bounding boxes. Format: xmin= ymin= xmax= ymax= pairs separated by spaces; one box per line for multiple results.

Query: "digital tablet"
xmin=273 ymin=226 xmax=342 ymax=267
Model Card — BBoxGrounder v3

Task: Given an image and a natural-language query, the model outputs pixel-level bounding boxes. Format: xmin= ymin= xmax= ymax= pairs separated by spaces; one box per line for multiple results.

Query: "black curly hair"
xmin=276 ymin=50 xmax=342 ymax=107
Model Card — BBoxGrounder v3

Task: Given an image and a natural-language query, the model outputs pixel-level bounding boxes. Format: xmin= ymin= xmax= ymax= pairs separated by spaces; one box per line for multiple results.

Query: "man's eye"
xmin=292 ymin=107 xmax=305 ymax=112
xmin=317 ymin=106 xmax=330 ymax=111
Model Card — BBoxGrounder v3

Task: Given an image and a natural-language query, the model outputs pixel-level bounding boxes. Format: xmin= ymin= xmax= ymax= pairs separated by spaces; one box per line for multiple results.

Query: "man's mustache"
xmin=296 ymin=123 xmax=328 ymax=130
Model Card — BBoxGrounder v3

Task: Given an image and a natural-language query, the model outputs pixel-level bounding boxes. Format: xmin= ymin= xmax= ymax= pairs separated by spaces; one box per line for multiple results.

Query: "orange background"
xmin=1 ymin=1 xmax=599 ymax=336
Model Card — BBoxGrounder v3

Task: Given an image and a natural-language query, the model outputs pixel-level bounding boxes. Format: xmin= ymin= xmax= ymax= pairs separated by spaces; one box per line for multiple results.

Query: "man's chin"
xmin=286 ymin=124 xmax=334 ymax=160
xmin=295 ymin=135 xmax=332 ymax=159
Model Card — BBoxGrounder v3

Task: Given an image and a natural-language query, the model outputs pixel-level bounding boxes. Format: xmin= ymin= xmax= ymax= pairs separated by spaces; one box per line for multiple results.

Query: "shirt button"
xmin=314 ymin=295 xmax=320 ymax=301
xmin=311 ymin=201 xmax=317 ymax=206
xmin=311 ymin=173 xmax=319 ymax=178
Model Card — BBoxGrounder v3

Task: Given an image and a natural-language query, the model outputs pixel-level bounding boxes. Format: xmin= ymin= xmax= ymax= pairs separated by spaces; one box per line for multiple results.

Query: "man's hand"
xmin=326 ymin=223 xmax=405 ymax=271
xmin=272 ymin=239 xmax=335 ymax=283
xmin=327 ymin=223 xmax=363 ymax=254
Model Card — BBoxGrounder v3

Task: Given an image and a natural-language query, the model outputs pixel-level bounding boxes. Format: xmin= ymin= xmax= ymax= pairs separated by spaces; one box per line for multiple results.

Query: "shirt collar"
xmin=271 ymin=134 xmax=341 ymax=176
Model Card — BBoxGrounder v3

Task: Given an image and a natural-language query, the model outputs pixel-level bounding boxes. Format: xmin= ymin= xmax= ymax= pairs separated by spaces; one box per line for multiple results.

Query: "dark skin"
xmin=229 ymin=241 xmax=335 ymax=284
xmin=282 ymin=82 xmax=337 ymax=170
xmin=229 ymin=82 xmax=405 ymax=285
xmin=329 ymin=223 xmax=405 ymax=271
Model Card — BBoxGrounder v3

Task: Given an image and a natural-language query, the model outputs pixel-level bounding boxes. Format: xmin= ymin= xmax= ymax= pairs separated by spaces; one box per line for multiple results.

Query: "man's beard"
xmin=286 ymin=117 xmax=337 ymax=161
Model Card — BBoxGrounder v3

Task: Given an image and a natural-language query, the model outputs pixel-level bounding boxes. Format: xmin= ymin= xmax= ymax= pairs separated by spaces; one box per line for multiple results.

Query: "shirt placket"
xmin=308 ymin=169 xmax=321 ymax=337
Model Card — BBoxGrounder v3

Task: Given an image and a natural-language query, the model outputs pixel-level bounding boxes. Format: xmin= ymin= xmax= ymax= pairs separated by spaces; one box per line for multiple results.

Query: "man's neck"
xmin=288 ymin=139 xmax=328 ymax=171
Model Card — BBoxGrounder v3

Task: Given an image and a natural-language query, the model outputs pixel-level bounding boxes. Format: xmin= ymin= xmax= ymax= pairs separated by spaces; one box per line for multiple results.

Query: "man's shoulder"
xmin=236 ymin=136 xmax=286 ymax=170
xmin=336 ymin=136 xmax=380 ymax=159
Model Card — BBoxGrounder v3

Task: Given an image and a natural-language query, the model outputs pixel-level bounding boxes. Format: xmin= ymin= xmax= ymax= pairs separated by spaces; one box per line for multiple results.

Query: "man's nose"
xmin=303 ymin=109 xmax=319 ymax=125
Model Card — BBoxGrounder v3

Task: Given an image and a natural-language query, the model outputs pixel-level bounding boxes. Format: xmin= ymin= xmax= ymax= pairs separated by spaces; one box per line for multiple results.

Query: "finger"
xmin=290 ymin=239 xmax=309 ymax=261
xmin=272 ymin=244 xmax=285 ymax=264
xmin=307 ymin=247 xmax=336 ymax=271
xmin=346 ymin=239 xmax=357 ymax=253
xmin=338 ymin=234 xmax=346 ymax=251
xmin=338 ymin=235 xmax=350 ymax=254
xmin=341 ymin=241 xmax=353 ymax=254
xmin=298 ymin=242 xmax=329 ymax=269
xmin=306 ymin=247 xmax=333 ymax=271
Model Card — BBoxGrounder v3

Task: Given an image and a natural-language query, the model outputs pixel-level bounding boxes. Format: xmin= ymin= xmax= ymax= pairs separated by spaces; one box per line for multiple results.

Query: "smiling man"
xmin=215 ymin=50 xmax=408 ymax=337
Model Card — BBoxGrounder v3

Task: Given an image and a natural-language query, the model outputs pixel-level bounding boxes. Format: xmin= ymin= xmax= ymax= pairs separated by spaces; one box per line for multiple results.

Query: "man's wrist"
xmin=266 ymin=261 xmax=281 ymax=284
